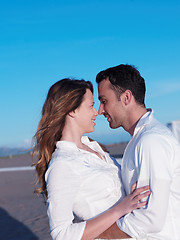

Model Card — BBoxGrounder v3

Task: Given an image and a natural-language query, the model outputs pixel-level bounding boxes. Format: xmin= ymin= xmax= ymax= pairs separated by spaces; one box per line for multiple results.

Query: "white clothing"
xmin=45 ymin=136 xmax=126 ymax=240
xmin=117 ymin=109 xmax=180 ymax=239
xmin=167 ymin=120 xmax=180 ymax=143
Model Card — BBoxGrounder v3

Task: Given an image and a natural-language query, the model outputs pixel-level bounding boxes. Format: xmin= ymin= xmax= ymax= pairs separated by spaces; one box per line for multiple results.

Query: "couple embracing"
xmin=34 ymin=64 xmax=180 ymax=240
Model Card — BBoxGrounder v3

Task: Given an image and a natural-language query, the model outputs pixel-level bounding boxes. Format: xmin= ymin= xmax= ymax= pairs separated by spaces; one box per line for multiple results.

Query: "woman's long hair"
xmin=33 ymin=78 xmax=93 ymax=196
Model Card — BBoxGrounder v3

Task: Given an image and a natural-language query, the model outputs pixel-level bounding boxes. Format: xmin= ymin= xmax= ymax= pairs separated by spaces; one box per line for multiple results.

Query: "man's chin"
xmin=109 ymin=121 xmax=118 ymax=129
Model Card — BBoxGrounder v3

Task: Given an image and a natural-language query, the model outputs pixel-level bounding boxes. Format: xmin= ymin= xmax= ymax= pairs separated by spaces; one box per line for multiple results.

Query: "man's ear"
xmin=122 ymin=90 xmax=132 ymax=105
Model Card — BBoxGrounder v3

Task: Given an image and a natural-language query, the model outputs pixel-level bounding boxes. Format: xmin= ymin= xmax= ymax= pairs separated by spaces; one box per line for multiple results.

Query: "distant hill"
xmin=106 ymin=142 xmax=128 ymax=158
xmin=0 ymin=141 xmax=129 ymax=158
xmin=0 ymin=147 xmax=29 ymax=157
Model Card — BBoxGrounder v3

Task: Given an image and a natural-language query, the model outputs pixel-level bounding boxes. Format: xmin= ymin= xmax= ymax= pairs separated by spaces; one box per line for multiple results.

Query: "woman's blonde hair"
xmin=33 ymin=78 xmax=93 ymax=196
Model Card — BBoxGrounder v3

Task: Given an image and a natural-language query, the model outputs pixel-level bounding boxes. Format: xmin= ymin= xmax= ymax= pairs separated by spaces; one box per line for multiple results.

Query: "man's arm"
xmin=96 ymin=222 xmax=131 ymax=239
xmin=114 ymin=135 xmax=172 ymax=238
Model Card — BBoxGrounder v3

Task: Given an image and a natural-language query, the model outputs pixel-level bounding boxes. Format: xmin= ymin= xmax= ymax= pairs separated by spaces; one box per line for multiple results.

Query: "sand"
xmin=0 ymin=145 xmax=125 ymax=240
xmin=0 ymin=154 xmax=51 ymax=240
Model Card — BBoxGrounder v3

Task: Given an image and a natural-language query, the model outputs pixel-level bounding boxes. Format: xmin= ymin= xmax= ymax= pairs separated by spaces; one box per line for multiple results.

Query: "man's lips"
xmin=104 ymin=114 xmax=111 ymax=122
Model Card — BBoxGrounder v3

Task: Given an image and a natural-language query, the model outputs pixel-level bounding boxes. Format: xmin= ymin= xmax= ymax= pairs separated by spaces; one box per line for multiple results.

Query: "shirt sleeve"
xmin=46 ymin=160 xmax=86 ymax=240
xmin=117 ymin=134 xmax=172 ymax=238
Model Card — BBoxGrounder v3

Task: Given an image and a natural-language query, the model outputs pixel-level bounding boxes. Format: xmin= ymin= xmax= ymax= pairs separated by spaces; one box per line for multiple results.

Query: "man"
xmin=96 ymin=64 xmax=180 ymax=239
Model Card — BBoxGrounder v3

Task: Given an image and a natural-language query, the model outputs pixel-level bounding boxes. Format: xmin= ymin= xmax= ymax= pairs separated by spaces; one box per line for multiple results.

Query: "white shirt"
xmin=45 ymin=136 xmax=125 ymax=240
xmin=117 ymin=109 xmax=180 ymax=239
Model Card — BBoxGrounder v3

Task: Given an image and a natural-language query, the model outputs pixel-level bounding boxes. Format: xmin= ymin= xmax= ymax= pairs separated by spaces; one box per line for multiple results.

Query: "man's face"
xmin=98 ymin=79 xmax=125 ymax=129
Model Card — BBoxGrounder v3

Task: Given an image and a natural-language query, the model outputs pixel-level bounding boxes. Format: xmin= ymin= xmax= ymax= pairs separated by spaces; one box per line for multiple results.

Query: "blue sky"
xmin=1 ymin=0 xmax=180 ymax=147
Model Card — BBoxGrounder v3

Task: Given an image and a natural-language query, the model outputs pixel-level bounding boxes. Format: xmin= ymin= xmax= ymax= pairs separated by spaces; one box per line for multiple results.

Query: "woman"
xmin=33 ymin=78 xmax=150 ymax=240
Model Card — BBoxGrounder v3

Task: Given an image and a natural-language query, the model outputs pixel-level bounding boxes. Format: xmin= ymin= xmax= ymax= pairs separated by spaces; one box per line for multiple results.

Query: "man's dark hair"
xmin=96 ymin=64 xmax=146 ymax=106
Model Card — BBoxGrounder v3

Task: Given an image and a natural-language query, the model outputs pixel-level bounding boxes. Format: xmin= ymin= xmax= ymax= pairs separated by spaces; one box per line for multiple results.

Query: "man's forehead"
xmin=98 ymin=79 xmax=112 ymax=94
xmin=98 ymin=79 xmax=111 ymax=90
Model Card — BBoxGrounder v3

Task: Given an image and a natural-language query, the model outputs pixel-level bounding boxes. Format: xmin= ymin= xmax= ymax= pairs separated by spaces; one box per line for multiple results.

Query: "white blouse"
xmin=45 ymin=136 xmax=125 ymax=240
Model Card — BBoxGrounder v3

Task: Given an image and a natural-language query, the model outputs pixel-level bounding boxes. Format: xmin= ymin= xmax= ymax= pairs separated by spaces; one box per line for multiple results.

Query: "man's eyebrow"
xmin=98 ymin=95 xmax=104 ymax=101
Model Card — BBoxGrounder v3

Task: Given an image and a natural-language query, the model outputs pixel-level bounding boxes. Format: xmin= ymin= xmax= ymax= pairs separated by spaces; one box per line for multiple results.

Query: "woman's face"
xmin=74 ymin=89 xmax=98 ymax=134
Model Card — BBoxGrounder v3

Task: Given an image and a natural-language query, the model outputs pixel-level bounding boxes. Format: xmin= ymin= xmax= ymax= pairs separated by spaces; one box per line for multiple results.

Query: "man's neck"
xmin=126 ymin=107 xmax=147 ymax=136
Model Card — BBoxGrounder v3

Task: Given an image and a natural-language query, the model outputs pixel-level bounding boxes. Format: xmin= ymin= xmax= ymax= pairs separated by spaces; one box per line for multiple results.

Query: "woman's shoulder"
xmin=46 ymin=149 xmax=84 ymax=180
xmin=49 ymin=141 xmax=89 ymax=170
xmin=50 ymin=147 xmax=80 ymax=165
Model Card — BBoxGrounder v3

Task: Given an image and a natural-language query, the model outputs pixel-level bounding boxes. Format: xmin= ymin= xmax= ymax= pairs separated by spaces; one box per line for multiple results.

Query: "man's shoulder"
xmin=136 ymin=118 xmax=176 ymax=149
xmin=141 ymin=117 xmax=172 ymax=138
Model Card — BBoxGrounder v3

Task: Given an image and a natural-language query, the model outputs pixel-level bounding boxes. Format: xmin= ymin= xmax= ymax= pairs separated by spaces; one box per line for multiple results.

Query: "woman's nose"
xmin=94 ymin=107 xmax=98 ymax=116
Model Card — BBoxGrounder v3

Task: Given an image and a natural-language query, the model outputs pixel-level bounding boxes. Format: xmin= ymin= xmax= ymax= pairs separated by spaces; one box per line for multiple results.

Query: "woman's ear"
xmin=68 ymin=110 xmax=76 ymax=118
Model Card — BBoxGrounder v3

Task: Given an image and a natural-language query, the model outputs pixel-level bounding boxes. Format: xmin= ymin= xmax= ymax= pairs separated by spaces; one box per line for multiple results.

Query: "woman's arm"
xmin=82 ymin=185 xmax=150 ymax=240
xmin=46 ymin=162 xmax=86 ymax=240
xmin=95 ymin=183 xmax=138 ymax=239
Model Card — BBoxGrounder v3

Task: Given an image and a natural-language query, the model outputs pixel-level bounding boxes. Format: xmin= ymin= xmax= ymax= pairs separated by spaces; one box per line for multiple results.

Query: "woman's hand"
xmin=82 ymin=184 xmax=150 ymax=240
xmin=118 ymin=184 xmax=151 ymax=216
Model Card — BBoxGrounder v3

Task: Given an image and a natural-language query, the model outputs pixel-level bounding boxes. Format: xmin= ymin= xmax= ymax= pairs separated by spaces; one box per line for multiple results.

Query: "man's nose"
xmin=98 ymin=104 xmax=104 ymax=115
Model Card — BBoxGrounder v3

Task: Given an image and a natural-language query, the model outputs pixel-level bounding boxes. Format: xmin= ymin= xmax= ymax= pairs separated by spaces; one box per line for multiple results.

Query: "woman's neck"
xmin=61 ymin=123 xmax=103 ymax=159
xmin=61 ymin=124 xmax=84 ymax=149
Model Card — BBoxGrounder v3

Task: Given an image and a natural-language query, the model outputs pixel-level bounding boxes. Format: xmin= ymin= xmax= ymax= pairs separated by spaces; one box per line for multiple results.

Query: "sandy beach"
xmin=0 ymin=143 xmax=126 ymax=240
xmin=0 ymin=153 xmax=51 ymax=240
